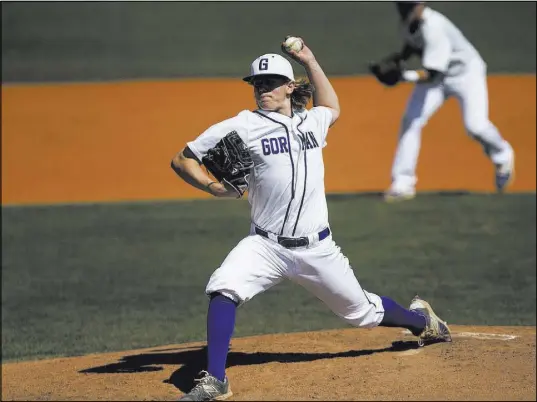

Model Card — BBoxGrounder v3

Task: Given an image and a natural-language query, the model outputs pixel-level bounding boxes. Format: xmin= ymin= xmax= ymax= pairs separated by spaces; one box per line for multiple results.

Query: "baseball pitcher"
xmin=171 ymin=37 xmax=451 ymax=401
xmin=369 ymin=1 xmax=515 ymax=201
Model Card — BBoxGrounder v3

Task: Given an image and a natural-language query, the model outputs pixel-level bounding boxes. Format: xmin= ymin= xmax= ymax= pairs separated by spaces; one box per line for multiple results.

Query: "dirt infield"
xmin=2 ymin=326 xmax=535 ymax=401
xmin=2 ymin=75 xmax=535 ymax=205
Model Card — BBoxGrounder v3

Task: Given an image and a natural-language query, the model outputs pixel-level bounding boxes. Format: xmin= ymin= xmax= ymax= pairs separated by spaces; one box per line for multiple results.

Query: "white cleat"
xmin=179 ymin=371 xmax=233 ymax=401
xmin=495 ymin=151 xmax=515 ymax=193
xmin=383 ymin=188 xmax=416 ymax=203
xmin=409 ymin=295 xmax=452 ymax=347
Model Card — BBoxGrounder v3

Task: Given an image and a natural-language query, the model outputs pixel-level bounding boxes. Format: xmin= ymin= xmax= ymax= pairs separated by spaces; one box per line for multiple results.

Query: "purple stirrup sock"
xmin=207 ymin=293 xmax=237 ymax=381
xmin=379 ymin=296 xmax=426 ymax=336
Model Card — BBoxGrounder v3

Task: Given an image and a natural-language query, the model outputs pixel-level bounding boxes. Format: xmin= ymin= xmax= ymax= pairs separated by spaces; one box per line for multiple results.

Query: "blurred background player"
xmin=379 ymin=1 xmax=515 ymax=202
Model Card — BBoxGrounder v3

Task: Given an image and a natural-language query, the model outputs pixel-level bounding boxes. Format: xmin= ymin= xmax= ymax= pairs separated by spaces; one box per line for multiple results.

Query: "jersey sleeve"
xmin=308 ymin=106 xmax=335 ymax=147
xmin=421 ymin=22 xmax=451 ymax=73
xmin=186 ymin=113 xmax=248 ymax=162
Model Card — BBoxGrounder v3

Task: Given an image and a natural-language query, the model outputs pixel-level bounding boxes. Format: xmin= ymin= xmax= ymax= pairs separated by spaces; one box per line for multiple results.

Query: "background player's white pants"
xmin=206 ymin=231 xmax=385 ymax=328
xmin=390 ymin=58 xmax=513 ymax=192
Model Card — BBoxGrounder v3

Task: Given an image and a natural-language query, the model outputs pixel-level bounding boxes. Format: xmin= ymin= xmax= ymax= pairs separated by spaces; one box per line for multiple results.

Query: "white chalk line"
xmin=401 ymin=330 xmax=518 ymax=341
xmin=454 ymin=332 xmax=518 ymax=340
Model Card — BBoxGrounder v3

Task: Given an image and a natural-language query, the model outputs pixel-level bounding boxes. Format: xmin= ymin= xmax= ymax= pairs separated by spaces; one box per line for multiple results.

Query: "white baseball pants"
xmin=390 ymin=58 xmax=514 ymax=192
xmin=206 ymin=228 xmax=385 ymax=328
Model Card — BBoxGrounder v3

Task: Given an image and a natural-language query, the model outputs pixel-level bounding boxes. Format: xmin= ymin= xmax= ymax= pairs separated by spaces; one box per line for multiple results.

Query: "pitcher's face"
xmin=251 ymin=75 xmax=295 ymax=111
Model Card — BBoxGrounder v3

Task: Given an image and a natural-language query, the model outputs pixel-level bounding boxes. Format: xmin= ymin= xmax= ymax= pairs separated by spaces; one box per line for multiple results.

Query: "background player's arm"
xmin=402 ymin=26 xmax=449 ymax=84
xmin=171 ymin=147 xmax=237 ymax=198
xmin=385 ymin=43 xmax=419 ymax=64
xmin=388 ymin=44 xmax=444 ymax=84
xmin=378 ymin=44 xmax=441 ymax=84
xmin=283 ymin=39 xmax=340 ymax=126
xmin=403 ymin=67 xmax=444 ymax=84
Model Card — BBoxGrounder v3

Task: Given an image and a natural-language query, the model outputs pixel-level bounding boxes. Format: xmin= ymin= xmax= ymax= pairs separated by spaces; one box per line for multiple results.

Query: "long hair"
xmin=291 ymin=78 xmax=314 ymax=111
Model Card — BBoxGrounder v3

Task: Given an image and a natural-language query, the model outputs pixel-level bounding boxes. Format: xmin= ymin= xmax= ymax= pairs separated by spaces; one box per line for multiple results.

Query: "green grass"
xmin=2 ymin=194 xmax=536 ymax=362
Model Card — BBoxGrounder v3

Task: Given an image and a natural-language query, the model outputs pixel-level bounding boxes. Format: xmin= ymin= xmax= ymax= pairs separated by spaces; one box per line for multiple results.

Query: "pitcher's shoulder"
xmin=238 ymin=109 xmax=268 ymax=123
xmin=237 ymin=109 xmax=254 ymax=117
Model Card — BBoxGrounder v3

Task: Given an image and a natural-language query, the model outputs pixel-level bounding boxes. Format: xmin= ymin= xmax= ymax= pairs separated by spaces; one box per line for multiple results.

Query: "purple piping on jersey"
xmin=253 ymin=110 xmax=296 ymax=236
xmin=292 ymin=115 xmax=308 ymax=236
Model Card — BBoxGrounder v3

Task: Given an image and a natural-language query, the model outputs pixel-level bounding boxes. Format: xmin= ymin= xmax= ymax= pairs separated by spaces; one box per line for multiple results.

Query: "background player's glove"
xmin=368 ymin=58 xmax=403 ymax=87
xmin=202 ymin=131 xmax=254 ymax=198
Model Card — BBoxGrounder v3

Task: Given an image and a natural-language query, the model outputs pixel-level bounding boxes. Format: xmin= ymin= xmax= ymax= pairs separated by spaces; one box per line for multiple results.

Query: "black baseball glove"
xmin=368 ymin=58 xmax=404 ymax=87
xmin=202 ymin=131 xmax=254 ymax=198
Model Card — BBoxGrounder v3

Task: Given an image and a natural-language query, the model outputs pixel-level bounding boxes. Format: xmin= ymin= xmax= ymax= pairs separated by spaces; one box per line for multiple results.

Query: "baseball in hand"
xmin=283 ymin=36 xmax=303 ymax=53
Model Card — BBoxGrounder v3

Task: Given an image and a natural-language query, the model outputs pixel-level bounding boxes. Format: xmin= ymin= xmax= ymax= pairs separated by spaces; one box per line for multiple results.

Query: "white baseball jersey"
xmin=401 ymin=7 xmax=483 ymax=77
xmin=189 ymin=105 xmax=385 ymax=328
xmin=188 ymin=106 xmax=333 ymax=237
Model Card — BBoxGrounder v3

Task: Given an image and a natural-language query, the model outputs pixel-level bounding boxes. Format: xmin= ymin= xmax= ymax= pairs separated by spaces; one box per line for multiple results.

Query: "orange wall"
xmin=2 ymin=76 xmax=535 ymax=205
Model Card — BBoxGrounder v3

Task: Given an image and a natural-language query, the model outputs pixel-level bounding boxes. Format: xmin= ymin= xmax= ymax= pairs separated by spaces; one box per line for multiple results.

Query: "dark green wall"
xmin=2 ymin=1 xmax=535 ymax=83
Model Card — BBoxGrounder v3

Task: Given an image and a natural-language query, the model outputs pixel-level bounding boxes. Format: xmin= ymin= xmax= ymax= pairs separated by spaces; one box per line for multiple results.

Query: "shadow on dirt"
xmin=80 ymin=340 xmax=419 ymax=393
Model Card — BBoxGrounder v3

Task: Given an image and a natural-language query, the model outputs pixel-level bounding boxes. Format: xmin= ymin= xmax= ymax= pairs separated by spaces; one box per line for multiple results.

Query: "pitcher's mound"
xmin=2 ymin=325 xmax=535 ymax=401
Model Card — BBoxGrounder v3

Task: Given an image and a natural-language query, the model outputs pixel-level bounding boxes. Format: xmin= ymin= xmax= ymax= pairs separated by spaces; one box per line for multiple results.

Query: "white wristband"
xmin=402 ymin=70 xmax=420 ymax=82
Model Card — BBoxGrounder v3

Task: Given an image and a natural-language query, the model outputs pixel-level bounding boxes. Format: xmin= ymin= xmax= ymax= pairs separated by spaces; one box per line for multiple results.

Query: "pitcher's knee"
xmin=340 ymin=304 xmax=384 ymax=328
xmin=208 ymin=292 xmax=239 ymax=306
xmin=205 ymin=279 xmax=246 ymax=305
xmin=206 ymin=288 xmax=243 ymax=305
